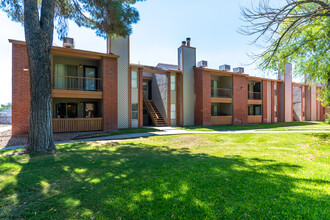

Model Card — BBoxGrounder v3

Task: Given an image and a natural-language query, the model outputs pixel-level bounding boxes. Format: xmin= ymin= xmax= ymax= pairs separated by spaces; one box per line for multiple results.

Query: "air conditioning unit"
xmin=219 ymin=64 xmax=231 ymax=72
xmin=197 ymin=60 xmax=208 ymax=68
xmin=233 ymin=67 xmax=244 ymax=73
xmin=63 ymin=37 xmax=74 ymax=49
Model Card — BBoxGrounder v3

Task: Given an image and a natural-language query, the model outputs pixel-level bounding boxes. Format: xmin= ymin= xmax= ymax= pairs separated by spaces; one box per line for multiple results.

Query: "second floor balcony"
xmin=53 ymin=75 xmax=102 ymax=91
xmin=248 ymin=91 xmax=262 ymax=100
xmin=211 ymin=88 xmax=232 ymax=98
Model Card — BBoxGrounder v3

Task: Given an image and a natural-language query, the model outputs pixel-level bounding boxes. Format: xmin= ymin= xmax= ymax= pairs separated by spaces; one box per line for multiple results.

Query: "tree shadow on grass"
xmin=1 ymin=141 xmax=329 ymax=219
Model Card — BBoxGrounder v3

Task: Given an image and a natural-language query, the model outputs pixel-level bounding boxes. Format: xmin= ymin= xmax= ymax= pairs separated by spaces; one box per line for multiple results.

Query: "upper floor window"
xmin=171 ymin=75 xmax=176 ymax=91
xmin=132 ymin=70 xmax=138 ymax=88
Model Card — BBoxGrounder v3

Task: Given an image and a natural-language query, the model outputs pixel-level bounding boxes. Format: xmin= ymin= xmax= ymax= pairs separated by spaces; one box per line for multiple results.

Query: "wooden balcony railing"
xmin=248 ymin=92 xmax=262 ymax=100
xmin=53 ymin=118 xmax=103 ymax=132
xmin=53 ymin=75 xmax=102 ymax=91
xmin=211 ymin=88 xmax=232 ymax=98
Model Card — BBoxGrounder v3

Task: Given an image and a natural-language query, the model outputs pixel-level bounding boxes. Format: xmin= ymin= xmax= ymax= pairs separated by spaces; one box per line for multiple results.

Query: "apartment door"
xmin=84 ymin=66 xmax=97 ymax=90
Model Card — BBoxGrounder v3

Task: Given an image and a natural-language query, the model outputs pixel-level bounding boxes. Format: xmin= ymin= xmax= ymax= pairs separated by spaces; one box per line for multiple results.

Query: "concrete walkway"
xmin=1 ymin=126 xmax=329 ymax=151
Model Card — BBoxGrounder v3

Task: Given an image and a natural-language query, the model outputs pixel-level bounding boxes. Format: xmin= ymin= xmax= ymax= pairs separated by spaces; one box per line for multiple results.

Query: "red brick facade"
xmin=262 ymin=80 xmax=268 ymax=123
xmin=12 ymin=44 xmax=31 ymax=135
xmin=277 ymin=82 xmax=282 ymax=122
xmin=194 ymin=69 xmax=211 ymax=126
xmin=233 ymin=75 xmax=248 ymax=125
xmin=102 ymin=56 xmax=118 ymax=131
xmin=271 ymin=81 xmax=275 ymax=123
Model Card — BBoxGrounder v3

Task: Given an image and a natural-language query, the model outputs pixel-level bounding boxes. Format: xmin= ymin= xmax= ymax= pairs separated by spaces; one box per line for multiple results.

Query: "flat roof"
xmin=9 ymin=39 xmax=120 ymax=60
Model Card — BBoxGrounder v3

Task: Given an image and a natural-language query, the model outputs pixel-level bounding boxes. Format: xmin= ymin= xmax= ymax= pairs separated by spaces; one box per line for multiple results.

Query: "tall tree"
xmin=241 ymin=0 xmax=330 ymax=106
xmin=0 ymin=0 xmax=142 ymax=153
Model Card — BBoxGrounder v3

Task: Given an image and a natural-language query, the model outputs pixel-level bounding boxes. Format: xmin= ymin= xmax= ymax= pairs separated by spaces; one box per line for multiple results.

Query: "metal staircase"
xmin=143 ymin=95 xmax=167 ymax=127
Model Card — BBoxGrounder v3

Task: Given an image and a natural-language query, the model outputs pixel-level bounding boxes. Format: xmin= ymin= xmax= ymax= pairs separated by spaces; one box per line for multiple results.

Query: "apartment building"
xmin=10 ymin=37 xmax=326 ymax=135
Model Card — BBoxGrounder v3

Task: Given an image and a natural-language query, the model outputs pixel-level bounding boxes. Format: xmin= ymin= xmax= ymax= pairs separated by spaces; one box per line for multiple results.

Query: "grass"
xmin=0 ymin=133 xmax=329 ymax=219
xmin=263 ymin=122 xmax=330 ymax=131
xmin=177 ymin=121 xmax=330 ymax=131
xmin=72 ymin=128 xmax=160 ymax=140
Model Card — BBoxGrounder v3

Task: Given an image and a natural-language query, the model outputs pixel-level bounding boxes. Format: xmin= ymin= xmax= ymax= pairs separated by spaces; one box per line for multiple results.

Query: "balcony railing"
xmin=211 ymin=88 xmax=232 ymax=98
xmin=53 ymin=75 xmax=102 ymax=91
xmin=248 ymin=92 xmax=262 ymax=100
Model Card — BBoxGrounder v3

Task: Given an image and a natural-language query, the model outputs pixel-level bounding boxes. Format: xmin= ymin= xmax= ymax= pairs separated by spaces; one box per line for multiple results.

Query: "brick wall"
xmin=102 ymin=57 xmax=118 ymax=131
xmin=277 ymin=82 xmax=282 ymax=122
xmin=233 ymin=75 xmax=248 ymax=125
xmin=12 ymin=43 xmax=30 ymax=135
xmin=194 ymin=68 xmax=211 ymax=126
xmin=262 ymin=80 xmax=268 ymax=123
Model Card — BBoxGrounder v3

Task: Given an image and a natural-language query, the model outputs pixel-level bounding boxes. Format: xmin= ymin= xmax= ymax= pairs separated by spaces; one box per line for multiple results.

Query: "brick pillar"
xmin=277 ymin=82 xmax=281 ymax=122
xmin=194 ymin=68 xmax=211 ymax=126
xmin=102 ymin=56 xmax=118 ymax=131
xmin=167 ymin=72 xmax=171 ymax=126
xmin=271 ymin=81 xmax=275 ymax=123
xmin=138 ymin=68 xmax=143 ymax=128
xmin=262 ymin=80 xmax=268 ymax=123
xmin=12 ymin=43 xmax=30 ymax=135
xmin=233 ymin=75 xmax=248 ymax=125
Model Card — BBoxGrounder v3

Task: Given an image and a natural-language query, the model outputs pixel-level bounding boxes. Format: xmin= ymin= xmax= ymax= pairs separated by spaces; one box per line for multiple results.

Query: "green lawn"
xmin=1 ymin=133 xmax=329 ymax=219
xmin=177 ymin=121 xmax=329 ymax=131
xmin=72 ymin=128 xmax=160 ymax=140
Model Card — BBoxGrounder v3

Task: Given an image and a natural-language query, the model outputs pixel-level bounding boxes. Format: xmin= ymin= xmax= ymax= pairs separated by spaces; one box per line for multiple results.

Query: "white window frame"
xmin=131 ymin=70 xmax=138 ymax=88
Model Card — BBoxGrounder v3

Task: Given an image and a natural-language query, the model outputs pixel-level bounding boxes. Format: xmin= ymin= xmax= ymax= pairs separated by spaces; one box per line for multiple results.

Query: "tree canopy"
xmin=241 ymin=0 xmax=330 ymax=105
xmin=1 ymin=0 xmax=142 ymax=39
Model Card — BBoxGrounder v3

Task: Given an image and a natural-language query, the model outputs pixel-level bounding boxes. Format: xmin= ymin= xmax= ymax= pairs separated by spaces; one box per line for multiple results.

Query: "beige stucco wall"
xmin=311 ymin=86 xmax=317 ymax=121
xmin=180 ymin=46 xmax=196 ymax=126
xmin=284 ymin=63 xmax=293 ymax=122
xmin=110 ymin=37 xmax=129 ymax=129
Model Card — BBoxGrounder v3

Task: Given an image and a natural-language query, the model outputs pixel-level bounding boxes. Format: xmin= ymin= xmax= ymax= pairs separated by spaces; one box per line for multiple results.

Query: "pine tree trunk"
xmin=21 ymin=0 xmax=56 ymax=153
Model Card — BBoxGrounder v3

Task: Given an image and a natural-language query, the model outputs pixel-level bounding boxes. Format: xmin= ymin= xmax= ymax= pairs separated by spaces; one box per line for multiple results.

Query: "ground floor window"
xmin=171 ymin=104 xmax=176 ymax=120
xmin=132 ymin=103 xmax=138 ymax=120
xmin=84 ymin=102 xmax=98 ymax=118
xmin=55 ymin=103 xmax=78 ymax=118
xmin=248 ymin=104 xmax=262 ymax=116
xmin=211 ymin=103 xmax=232 ymax=116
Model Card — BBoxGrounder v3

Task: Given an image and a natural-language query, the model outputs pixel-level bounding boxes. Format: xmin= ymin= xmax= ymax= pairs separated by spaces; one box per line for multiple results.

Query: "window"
xmin=171 ymin=104 xmax=176 ymax=120
xmin=84 ymin=102 xmax=98 ymax=118
xmin=211 ymin=103 xmax=232 ymax=116
xmin=248 ymin=104 xmax=262 ymax=116
xmin=171 ymin=75 xmax=176 ymax=91
xmin=274 ymin=89 xmax=277 ymax=96
xmin=131 ymin=70 xmax=138 ymax=88
xmin=54 ymin=64 xmax=78 ymax=89
xmin=84 ymin=66 xmax=97 ymax=91
xmin=275 ymin=106 xmax=277 ymax=117
xmin=211 ymin=104 xmax=219 ymax=116
xmin=55 ymin=102 xmax=78 ymax=118
xmin=132 ymin=103 xmax=138 ymax=120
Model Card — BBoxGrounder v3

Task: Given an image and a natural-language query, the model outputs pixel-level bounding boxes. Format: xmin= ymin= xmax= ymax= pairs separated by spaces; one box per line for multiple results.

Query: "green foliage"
xmin=0 ymin=102 xmax=12 ymax=110
xmin=0 ymin=0 xmax=143 ymax=38
xmin=325 ymin=115 xmax=330 ymax=124
xmin=242 ymin=0 xmax=330 ymax=105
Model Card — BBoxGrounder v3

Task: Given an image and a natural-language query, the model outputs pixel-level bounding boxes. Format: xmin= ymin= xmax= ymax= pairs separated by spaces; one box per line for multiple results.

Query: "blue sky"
xmin=0 ymin=0 xmax=279 ymax=105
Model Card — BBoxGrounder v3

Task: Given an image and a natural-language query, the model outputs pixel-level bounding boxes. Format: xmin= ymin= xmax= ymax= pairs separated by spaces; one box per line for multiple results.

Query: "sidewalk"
xmin=1 ymin=126 xmax=329 ymax=151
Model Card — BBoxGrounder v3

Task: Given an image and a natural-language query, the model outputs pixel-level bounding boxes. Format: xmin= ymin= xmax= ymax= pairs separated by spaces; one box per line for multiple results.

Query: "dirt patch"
xmin=0 ymin=129 xmax=103 ymax=149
